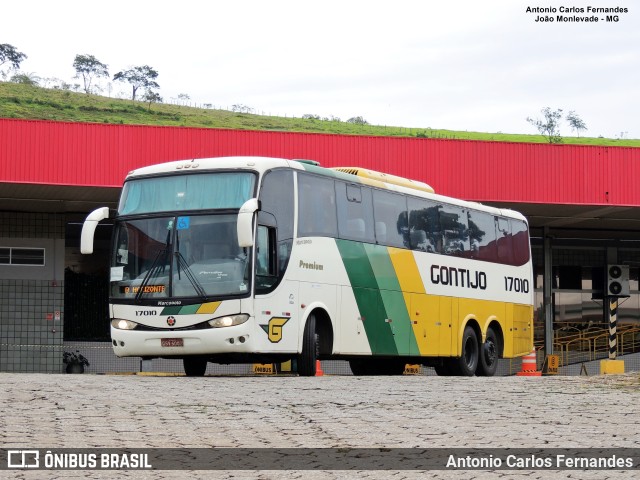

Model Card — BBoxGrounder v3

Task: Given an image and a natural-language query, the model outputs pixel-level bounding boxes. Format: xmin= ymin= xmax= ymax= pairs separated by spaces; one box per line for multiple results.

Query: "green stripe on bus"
xmin=160 ymin=304 xmax=201 ymax=315
xmin=178 ymin=304 xmax=201 ymax=315
xmin=363 ymin=244 xmax=418 ymax=356
xmin=336 ymin=239 xmax=397 ymax=355
xmin=160 ymin=306 xmax=182 ymax=315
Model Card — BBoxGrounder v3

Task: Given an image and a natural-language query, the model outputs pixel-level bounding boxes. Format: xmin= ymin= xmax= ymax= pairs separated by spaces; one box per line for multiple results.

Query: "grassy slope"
xmin=1 ymin=82 xmax=639 ymax=147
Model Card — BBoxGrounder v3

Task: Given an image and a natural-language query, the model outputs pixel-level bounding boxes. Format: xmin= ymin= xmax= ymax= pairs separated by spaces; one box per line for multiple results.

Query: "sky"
xmin=3 ymin=0 xmax=639 ymax=138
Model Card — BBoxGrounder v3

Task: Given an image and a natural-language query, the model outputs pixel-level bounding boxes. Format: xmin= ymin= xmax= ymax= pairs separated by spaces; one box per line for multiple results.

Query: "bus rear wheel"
xmin=183 ymin=356 xmax=207 ymax=377
xmin=297 ymin=314 xmax=318 ymax=376
xmin=476 ymin=327 xmax=499 ymax=377
xmin=452 ymin=326 xmax=478 ymax=376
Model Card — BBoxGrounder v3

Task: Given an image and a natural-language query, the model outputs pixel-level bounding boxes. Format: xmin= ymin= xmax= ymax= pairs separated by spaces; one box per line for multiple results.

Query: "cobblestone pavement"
xmin=1 ymin=372 xmax=640 ymax=479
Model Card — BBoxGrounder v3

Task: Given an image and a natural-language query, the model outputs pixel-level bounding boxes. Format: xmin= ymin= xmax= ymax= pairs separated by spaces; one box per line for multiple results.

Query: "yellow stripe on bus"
xmin=196 ymin=301 xmax=222 ymax=314
xmin=387 ymin=248 xmax=429 ymax=355
xmin=387 ymin=248 xmax=425 ymax=294
xmin=386 ymin=247 xmax=533 ymax=358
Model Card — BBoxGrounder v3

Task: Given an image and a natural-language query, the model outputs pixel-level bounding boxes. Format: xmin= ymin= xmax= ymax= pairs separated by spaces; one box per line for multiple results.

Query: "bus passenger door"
xmin=253 ymin=225 xmax=298 ymax=353
xmin=410 ymin=293 xmax=440 ymax=356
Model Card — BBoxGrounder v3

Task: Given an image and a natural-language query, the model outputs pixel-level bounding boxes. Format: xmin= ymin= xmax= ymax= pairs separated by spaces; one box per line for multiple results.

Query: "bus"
xmin=81 ymin=156 xmax=534 ymax=377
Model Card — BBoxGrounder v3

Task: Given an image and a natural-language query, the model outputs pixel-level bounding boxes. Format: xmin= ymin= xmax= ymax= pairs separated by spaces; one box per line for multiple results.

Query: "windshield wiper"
xmin=174 ymin=252 xmax=208 ymax=301
xmin=135 ymin=249 xmax=167 ymax=303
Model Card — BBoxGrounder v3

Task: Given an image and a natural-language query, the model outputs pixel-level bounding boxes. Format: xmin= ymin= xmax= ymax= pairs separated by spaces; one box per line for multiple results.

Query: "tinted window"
xmin=258 ymin=170 xmax=295 ymax=290
xmin=259 ymin=169 xmax=294 ymax=239
xmin=298 ymin=173 xmax=338 ymax=238
xmin=373 ymin=190 xmax=408 ymax=248
xmin=496 ymin=217 xmax=512 ymax=264
xmin=408 ymin=198 xmax=441 ymax=252
xmin=467 ymin=210 xmax=497 ymax=261
xmin=440 ymin=204 xmax=469 ymax=255
xmin=336 ymin=182 xmax=375 ymax=243
xmin=511 ymin=219 xmax=530 ymax=266
xmin=119 ymin=172 xmax=256 ymax=215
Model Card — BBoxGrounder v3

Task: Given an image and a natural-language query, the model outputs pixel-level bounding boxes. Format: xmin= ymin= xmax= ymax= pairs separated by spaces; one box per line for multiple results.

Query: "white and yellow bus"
xmin=81 ymin=156 xmax=533 ymax=376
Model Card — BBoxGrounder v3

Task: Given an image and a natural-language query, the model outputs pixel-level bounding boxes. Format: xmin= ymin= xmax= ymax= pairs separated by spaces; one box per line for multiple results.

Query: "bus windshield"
xmin=118 ymin=172 xmax=256 ymax=215
xmin=110 ymin=214 xmax=250 ymax=300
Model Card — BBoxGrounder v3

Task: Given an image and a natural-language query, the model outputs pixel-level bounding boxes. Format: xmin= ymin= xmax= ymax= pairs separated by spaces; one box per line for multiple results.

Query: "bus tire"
xmin=183 ymin=357 xmax=207 ymax=377
xmin=297 ymin=314 xmax=317 ymax=376
xmin=476 ymin=327 xmax=499 ymax=377
xmin=453 ymin=326 xmax=479 ymax=376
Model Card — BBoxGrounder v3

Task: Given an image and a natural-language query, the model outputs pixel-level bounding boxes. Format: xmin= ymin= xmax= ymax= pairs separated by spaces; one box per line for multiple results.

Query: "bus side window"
xmin=440 ymin=204 xmax=470 ymax=256
xmin=256 ymin=225 xmax=277 ymax=291
xmin=298 ymin=173 xmax=338 ymax=238
xmin=259 ymin=169 xmax=294 ymax=281
xmin=408 ymin=198 xmax=441 ymax=253
xmin=372 ymin=189 xmax=408 ymax=248
xmin=467 ymin=210 xmax=497 ymax=261
xmin=496 ymin=217 xmax=513 ymax=264
xmin=511 ymin=219 xmax=530 ymax=266
xmin=336 ymin=182 xmax=375 ymax=243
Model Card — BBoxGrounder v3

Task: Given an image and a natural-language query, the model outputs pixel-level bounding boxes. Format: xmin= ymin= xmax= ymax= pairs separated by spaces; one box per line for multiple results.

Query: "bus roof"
xmin=125 ymin=156 xmax=527 ymax=223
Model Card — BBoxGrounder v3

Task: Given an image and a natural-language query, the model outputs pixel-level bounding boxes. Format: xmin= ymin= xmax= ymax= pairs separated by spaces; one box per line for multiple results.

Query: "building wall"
xmin=2 ymin=118 xmax=640 ymax=206
xmin=0 ymin=212 xmax=65 ymax=372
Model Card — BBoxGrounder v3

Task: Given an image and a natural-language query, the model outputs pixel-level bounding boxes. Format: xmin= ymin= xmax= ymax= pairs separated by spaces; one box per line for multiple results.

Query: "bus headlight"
xmin=208 ymin=314 xmax=249 ymax=328
xmin=111 ymin=319 xmax=138 ymax=330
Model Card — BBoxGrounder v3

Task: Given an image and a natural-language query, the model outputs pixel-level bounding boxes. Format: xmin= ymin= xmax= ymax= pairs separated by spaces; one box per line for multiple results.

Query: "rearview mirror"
xmin=237 ymin=198 xmax=259 ymax=247
xmin=81 ymin=207 xmax=109 ymax=254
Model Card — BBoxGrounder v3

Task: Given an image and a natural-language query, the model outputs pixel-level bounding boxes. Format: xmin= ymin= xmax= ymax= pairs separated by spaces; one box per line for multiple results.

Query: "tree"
xmin=73 ymin=54 xmax=109 ymax=94
xmin=142 ymin=89 xmax=163 ymax=110
xmin=526 ymin=107 xmax=563 ymax=144
xmin=347 ymin=116 xmax=369 ymax=125
xmin=113 ymin=65 xmax=159 ymax=101
xmin=0 ymin=43 xmax=27 ymax=74
xmin=10 ymin=72 xmax=40 ymax=86
xmin=231 ymin=104 xmax=254 ymax=113
xmin=566 ymin=111 xmax=587 ymax=137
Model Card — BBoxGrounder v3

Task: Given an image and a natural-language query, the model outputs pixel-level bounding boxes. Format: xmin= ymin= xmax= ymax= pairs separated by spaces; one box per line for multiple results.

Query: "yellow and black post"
xmin=600 ymin=264 xmax=628 ymax=374
xmin=608 ymin=297 xmax=618 ymax=361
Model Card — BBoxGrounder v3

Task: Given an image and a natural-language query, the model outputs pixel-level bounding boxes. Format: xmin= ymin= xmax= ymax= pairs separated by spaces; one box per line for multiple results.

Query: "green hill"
xmin=1 ymin=81 xmax=638 ymax=147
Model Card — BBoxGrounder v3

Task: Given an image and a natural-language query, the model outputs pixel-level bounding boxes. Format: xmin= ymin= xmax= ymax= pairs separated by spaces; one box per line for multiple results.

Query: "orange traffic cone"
xmin=517 ymin=349 xmax=542 ymax=376
xmin=315 ymin=360 xmax=324 ymax=377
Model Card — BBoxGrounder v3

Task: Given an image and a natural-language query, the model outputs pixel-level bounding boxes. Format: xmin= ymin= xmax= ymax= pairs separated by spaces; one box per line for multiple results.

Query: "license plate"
xmin=161 ymin=338 xmax=184 ymax=347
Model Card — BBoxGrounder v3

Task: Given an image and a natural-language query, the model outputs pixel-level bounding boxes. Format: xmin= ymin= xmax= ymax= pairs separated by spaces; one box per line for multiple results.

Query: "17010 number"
xmin=504 ymin=276 xmax=530 ymax=293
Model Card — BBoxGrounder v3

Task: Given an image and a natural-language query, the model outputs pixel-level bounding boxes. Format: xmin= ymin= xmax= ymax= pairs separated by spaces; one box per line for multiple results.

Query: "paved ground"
xmin=1 ymin=372 xmax=640 ymax=479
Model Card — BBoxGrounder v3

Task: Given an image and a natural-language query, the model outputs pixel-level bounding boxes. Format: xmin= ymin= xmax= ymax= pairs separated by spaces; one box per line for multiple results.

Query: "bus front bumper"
xmin=110 ymin=324 xmax=254 ymax=357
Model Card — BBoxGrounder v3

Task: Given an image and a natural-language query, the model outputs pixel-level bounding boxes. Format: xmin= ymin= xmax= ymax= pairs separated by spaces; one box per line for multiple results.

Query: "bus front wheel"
xmin=183 ymin=356 xmax=207 ymax=377
xmin=297 ymin=314 xmax=318 ymax=376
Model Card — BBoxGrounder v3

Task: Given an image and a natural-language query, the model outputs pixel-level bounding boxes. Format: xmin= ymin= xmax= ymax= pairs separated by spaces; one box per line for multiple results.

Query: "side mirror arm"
xmin=81 ymin=207 xmax=110 ymax=254
xmin=237 ymin=198 xmax=259 ymax=247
